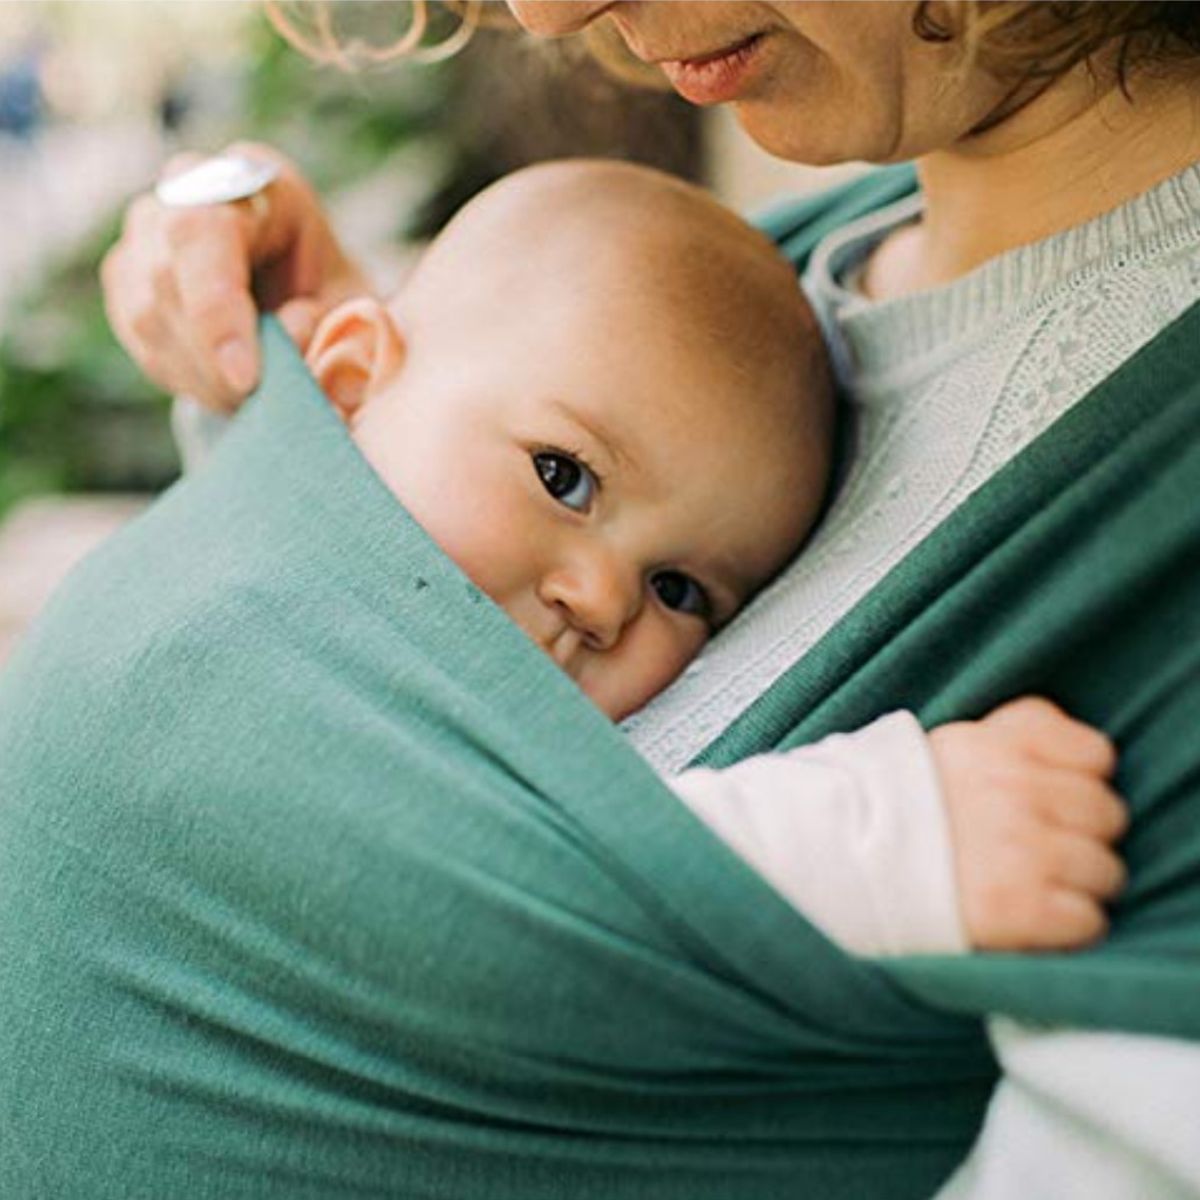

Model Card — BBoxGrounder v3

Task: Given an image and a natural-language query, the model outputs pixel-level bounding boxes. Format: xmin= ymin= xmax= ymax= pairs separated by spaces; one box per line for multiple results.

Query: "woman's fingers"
xmin=102 ymin=208 xmax=250 ymax=410
xmin=102 ymin=192 xmax=257 ymax=408
xmin=102 ymin=220 xmax=186 ymax=396
xmin=102 ymin=142 xmax=367 ymax=413
xmin=163 ymin=203 xmax=261 ymax=401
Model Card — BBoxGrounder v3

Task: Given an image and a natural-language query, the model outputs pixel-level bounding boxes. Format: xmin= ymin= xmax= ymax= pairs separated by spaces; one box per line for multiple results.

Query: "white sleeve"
xmin=934 ymin=1021 xmax=1200 ymax=1199
xmin=171 ymin=396 xmax=231 ymax=474
xmin=667 ymin=711 xmax=967 ymax=957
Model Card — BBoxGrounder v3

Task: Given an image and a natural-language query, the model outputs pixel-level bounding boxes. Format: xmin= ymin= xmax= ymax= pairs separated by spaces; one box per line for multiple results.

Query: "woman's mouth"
xmin=658 ymin=34 xmax=768 ymax=106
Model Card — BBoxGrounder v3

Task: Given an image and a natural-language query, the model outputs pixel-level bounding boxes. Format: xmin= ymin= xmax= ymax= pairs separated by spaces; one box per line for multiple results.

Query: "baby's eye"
xmin=533 ymin=451 xmax=597 ymax=513
xmin=650 ymin=570 xmax=712 ymax=623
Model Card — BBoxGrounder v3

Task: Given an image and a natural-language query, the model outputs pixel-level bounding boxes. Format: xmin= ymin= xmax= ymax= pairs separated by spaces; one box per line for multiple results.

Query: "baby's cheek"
xmin=593 ymin=619 xmax=707 ymax=722
xmin=401 ymin=483 xmax=536 ymax=610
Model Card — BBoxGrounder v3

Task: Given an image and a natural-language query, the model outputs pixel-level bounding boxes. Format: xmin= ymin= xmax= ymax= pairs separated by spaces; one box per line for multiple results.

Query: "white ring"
xmin=155 ymin=155 xmax=280 ymax=209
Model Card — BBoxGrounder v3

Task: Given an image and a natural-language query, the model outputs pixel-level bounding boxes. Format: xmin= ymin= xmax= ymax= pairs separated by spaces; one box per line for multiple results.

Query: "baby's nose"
xmin=540 ymin=554 xmax=641 ymax=651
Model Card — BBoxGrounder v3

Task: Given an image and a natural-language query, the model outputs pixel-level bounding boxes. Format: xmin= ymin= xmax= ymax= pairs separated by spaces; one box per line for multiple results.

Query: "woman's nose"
xmin=539 ymin=553 xmax=642 ymax=651
xmin=504 ymin=1 xmax=615 ymax=37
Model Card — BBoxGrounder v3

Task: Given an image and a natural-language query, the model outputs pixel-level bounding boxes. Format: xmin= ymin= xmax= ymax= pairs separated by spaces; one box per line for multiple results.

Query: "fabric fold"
xmin=0 ymin=318 xmax=988 ymax=1200
xmin=2 ymin=166 xmax=1199 ymax=1195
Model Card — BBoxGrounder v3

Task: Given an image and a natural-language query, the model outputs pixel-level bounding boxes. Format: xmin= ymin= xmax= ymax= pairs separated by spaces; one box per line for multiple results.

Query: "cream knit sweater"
xmin=626 ymin=161 xmax=1200 ymax=775
xmin=629 ymin=159 xmax=1200 ymax=1200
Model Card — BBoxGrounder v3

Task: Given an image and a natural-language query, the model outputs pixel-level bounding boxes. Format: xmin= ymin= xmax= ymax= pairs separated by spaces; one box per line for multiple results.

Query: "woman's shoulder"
xmin=752 ymin=163 xmax=919 ymax=273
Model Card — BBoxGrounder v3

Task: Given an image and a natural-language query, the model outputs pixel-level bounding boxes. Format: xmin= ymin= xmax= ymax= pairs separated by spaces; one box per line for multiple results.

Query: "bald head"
xmin=331 ymin=160 xmax=837 ymax=713
xmin=409 ymin=159 xmax=785 ymax=283
xmin=397 ymin=158 xmax=832 ymax=467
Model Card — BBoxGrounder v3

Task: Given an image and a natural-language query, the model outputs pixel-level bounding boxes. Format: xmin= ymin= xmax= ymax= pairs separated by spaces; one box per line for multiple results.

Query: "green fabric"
xmin=0 ymin=165 xmax=1197 ymax=1196
xmin=707 ymin=175 xmax=1200 ymax=1033
xmin=753 ymin=161 xmax=917 ymax=267
xmin=0 ymin=317 xmax=989 ymax=1200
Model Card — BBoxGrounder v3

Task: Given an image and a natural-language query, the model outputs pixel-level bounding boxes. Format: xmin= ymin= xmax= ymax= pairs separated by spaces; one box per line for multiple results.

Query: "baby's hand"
xmin=929 ymin=697 xmax=1127 ymax=952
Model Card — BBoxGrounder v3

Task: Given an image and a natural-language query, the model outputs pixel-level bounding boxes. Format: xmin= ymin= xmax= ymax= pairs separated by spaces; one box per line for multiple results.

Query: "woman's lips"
xmin=659 ymin=34 xmax=768 ymax=106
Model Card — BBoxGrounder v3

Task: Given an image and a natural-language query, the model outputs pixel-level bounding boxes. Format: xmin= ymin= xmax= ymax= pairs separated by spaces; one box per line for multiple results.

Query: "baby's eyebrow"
xmin=546 ymin=398 xmax=637 ymax=475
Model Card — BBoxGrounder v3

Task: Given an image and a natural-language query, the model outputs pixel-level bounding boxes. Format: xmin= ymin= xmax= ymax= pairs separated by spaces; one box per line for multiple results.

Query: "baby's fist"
xmin=929 ymin=697 xmax=1127 ymax=952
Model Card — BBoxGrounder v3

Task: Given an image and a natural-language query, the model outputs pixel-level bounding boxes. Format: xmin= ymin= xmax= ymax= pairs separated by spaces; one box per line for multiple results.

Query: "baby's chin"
xmin=514 ymin=618 xmax=701 ymax=723
xmin=577 ymin=667 xmax=688 ymax=724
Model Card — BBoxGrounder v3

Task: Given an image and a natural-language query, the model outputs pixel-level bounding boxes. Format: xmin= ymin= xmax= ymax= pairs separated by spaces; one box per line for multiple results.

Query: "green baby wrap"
xmin=1 ymin=173 xmax=1199 ymax=1198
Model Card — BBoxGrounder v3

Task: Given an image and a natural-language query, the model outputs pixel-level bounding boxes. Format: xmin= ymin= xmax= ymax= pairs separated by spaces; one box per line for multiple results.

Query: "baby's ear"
xmin=304 ymin=298 xmax=407 ymax=424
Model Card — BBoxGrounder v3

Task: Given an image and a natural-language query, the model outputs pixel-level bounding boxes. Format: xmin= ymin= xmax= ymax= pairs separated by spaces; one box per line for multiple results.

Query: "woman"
xmin=96 ymin=3 xmax=1200 ymax=1196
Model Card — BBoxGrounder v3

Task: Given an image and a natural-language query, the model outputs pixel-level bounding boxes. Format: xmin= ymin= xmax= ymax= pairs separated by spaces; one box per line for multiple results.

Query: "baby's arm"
xmin=669 ymin=698 xmax=1127 ymax=957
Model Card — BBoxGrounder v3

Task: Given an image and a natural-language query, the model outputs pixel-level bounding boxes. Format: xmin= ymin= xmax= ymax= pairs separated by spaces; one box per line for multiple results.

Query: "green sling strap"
xmin=0 ymin=170 xmax=1197 ymax=1198
xmin=711 ymin=167 xmax=1200 ymax=1032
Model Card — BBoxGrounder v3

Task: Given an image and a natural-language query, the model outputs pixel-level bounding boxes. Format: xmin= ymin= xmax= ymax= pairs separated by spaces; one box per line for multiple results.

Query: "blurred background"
xmin=0 ymin=0 xmax=845 ymax=667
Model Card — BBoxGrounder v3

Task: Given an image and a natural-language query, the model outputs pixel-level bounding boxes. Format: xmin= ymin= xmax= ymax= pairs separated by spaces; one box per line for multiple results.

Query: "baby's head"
xmin=307 ymin=160 xmax=833 ymax=720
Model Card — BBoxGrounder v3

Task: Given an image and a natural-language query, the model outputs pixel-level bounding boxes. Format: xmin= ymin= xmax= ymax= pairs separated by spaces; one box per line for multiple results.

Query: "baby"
xmin=306 ymin=159 xmax=831 ymax=722
xmin=206 ymin=158 xmax=1127 ymax=958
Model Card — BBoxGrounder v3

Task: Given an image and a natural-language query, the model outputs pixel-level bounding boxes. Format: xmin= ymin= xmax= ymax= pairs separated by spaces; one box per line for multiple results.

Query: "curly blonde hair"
xmin=262 ymin=0 xmax=488 ymax=68
xmin=919 ymin=2 xmax=1200 ymax=84
xmin=264 ymin=1 xmax=1200 ymax=86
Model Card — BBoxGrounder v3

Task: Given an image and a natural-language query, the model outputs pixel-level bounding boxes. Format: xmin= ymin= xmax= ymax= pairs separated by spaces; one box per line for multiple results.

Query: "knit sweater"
xmin=626 ymin=160 xmax=1200 ymax=773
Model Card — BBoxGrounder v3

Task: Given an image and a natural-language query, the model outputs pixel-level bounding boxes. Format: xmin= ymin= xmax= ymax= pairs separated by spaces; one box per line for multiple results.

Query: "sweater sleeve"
xmin=667 ymin=711 xmax=968 ymax=957
xmin=171 ymin=396 xmax=231 ymax=474
xmin=933 ymin=1022 xmax=1200 ymax=1200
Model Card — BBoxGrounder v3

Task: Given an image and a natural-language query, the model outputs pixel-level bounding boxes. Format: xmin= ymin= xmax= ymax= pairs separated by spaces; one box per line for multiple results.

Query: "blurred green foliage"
xmin=0 ymin=216 xmax=173 ymax=518
xmin=241 ymin=10 xmax=456 ymax=215
xmin=0 ymin=4 xmax=696 ymax=523
xmin=0 ymin=7 xmax=459 ymax=521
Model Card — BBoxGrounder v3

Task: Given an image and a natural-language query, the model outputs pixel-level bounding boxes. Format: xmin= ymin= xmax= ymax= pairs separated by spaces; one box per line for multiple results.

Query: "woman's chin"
xmin=731 ymin=101 xmax=853 ymax=167
xmin=733 ymin=100 xmax=906 ymax=168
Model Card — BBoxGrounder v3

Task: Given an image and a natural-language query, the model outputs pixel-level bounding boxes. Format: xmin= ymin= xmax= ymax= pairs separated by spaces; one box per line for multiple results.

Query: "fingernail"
xmin=217 ymin=338 xmax=257 ymax=395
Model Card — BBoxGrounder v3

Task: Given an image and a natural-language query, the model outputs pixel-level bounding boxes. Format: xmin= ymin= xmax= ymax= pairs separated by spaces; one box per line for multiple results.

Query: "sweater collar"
xmin=803 ymin=158 xmax=1200 ymax=390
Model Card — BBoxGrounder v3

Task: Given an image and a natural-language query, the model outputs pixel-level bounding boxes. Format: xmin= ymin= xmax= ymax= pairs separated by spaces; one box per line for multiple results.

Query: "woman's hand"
xmin=930 ymin=697 xmax=1128 ymax=952
xmin=101 ymin=142 xmax=371 ymax=413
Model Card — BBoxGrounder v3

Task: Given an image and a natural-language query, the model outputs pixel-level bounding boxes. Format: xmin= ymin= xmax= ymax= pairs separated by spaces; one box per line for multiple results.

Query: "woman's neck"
xmin=864 ymin=60 xmax=1200 ymax=301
